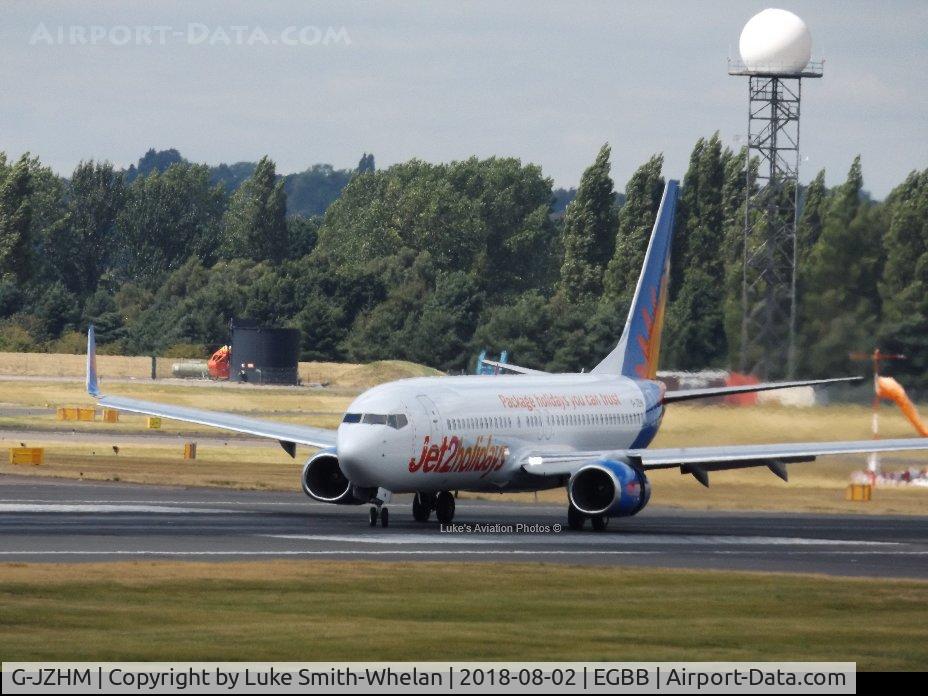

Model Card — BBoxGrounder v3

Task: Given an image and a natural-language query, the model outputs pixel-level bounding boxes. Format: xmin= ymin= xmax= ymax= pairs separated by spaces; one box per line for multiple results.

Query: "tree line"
xmin=0 ymin=141 xmax=926 ymax=389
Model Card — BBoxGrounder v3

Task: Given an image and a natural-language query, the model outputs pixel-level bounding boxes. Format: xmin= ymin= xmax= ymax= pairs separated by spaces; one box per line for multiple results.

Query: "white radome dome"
xmin=739 ymin=8 xmax=812 ymax=74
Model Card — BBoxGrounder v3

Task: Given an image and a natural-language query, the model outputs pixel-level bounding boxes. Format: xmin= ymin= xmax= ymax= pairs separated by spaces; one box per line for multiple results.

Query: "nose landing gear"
xmin=369 ymin=506 xmax=390 ymax=527
xmin=369 ymin=487 xmax=392 ymax=528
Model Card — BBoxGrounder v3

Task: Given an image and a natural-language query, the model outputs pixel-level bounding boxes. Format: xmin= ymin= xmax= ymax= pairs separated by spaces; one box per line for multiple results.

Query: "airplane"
xmin=84 ymin=179 xmax=928 ymax=530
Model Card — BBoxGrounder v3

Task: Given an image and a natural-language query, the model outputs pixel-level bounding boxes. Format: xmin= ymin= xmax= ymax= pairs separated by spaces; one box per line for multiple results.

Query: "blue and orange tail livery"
xmin=592 ymin=179 xmax=679 ymax=379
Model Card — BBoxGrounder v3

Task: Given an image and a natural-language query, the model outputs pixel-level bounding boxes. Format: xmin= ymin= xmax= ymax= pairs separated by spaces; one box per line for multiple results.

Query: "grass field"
xmin=0 ymin=561 xmax=925 ymax=669
xmin=2 ymin=376 xmax=927 ymax=514
xmin=0 ymin=350 xmax=442 ymax=387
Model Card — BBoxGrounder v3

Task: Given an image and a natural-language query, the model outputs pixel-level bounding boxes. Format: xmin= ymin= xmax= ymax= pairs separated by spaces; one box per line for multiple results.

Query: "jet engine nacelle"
xmin=301 ymin=451 xmax=370 ymax=505
xmin=568 ymin=459 xmax=651 ymax=518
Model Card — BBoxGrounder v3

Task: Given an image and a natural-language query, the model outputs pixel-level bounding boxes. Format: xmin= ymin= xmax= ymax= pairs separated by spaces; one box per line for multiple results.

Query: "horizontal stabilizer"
xmin=663 ymin=376 xmax=862 ymax=404
xmin=479 ymin=359 xmax=546 ymax=375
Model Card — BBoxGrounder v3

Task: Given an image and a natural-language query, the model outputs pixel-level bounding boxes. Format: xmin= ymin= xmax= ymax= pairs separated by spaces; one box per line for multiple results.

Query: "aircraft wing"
xmin=520 ymin=438 xmax=928 ymax=486
xmin=662 ymin=376 xmax=862 ymax=404
xmin=85 ymin=326 xmax=336 ymax=454
xmin=480 ymin=359 xmax=546 ymax=375
xmin=96 ymin=395 xmax=336 ymax=452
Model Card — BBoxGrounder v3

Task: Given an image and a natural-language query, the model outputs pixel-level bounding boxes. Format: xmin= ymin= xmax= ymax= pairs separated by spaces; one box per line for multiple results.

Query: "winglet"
xmin=86 ymin=325 xmax=100 ymax=397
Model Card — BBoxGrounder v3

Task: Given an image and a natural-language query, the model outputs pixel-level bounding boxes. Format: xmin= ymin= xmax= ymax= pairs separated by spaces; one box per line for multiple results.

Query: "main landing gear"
xmin=411 ymin=491 xmax=456 ymax=524
xmin=567 ymin=503 xmax=609 ymax=532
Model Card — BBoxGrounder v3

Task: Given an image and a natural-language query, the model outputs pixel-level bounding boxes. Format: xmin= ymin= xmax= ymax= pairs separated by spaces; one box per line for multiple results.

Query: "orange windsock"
xmin=876 ymin=376 xmax=928 ymax=436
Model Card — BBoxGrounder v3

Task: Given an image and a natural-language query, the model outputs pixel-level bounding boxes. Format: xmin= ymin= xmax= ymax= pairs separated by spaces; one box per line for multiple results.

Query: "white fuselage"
xmin=336 ymin=373 xmax=661 ymax=494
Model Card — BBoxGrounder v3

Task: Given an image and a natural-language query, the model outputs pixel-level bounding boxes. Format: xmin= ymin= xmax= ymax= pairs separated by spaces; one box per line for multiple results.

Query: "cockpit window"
xmin=387 ymin=414 xmax=408 ymax=429
xmin=344 ymin=412 xmax=408 ymax=428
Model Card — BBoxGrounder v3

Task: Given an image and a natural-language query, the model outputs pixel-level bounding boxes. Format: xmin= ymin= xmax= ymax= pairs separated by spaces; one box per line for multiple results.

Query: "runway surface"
xmin=1 ymin=474 xmax=926 ymax=578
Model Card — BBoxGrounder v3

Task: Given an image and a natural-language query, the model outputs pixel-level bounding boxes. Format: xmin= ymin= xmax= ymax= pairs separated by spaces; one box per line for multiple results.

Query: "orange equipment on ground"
xmin=723 ymin=372 xmax=760 ymax=406
xmin=876 ymin=376 xmax=928 ymax=436
xmin=207 ymin=346 xmax=231 ymax=380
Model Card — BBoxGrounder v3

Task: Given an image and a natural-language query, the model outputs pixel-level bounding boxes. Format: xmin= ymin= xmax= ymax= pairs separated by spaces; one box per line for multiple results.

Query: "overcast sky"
xmin=1 ymin=0 xmax=925 ymax=198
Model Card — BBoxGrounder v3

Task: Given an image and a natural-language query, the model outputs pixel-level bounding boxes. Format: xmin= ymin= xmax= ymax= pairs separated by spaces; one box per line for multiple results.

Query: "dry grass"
xmin=1 ymin=561 xmax=926 ymax=669
xmin=0 ymin=351 xmax=442 ymax=387
xmin=0 ymin=351 xmax=168 ymax=378
xmin=300 ymin=359 xmax=443 ymax=387
xmin=0 ymin=441 xmax=303 ymax=490
xmin=0 ymin=379 xmax=352 ymax=417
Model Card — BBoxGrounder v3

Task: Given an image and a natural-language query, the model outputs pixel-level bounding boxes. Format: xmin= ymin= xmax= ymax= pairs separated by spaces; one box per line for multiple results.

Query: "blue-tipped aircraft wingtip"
xmin=86 ymin=325 xmax=99 ymax=397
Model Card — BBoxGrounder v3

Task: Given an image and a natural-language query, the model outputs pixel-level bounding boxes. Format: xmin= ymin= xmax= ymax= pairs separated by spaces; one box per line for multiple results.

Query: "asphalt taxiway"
xmin=1 ymin=475 xmax=926 ymax=578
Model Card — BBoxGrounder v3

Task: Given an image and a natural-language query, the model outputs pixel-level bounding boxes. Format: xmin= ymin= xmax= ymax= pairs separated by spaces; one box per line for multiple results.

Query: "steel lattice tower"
xmin=729 ymin=61 xmax=822 ymax=378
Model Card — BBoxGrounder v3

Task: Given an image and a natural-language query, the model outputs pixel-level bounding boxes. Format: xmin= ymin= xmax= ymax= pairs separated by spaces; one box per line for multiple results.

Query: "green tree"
xmin=222 ymin=156 xmax=289 ymax=263
xmin=116 ymin=163 xmax=226 ymax=283
xmin=719 ymin=146 xmax=750 ymax=367
xmin=799 ymin=156 xmax=884 ymax=376
xmin=9 ymin=154 xmax=70 ymax=289
xmin=556 ymin=144 xmax=617 ymax=303
xmin=664 ymin=134 xmax=727 ymax=369
xmin=283 ymin=164 xmax=352 ymax=217
xmin=342 ymin=251 xmax=435 ymax=363
xmin=357 ymin=153 xmax=375 ymax=174
xmin=286 ymin=215 xmax=320 ymax=259
xmin=602 ymin=154 xmax=664 ymax=312
xmin=471 ymin=291 xmax=554 ymax=370
xmin=0 ymin=155 xmax=33 ymax=284
xmin=54 ymin=160 xmax=125 ymax=295
xmin=405 ymin=270 xmax=483 ymax=370
xmin=797 ymin=169 xmax=828 ymax=256
xmin=32 ymin=281 xmax=80 ymax=341
xmin=316 ymin=157 xmax=555 ymax=301
xmin=878 ymin=169 xmax=928 ymax=391
xmin=125 ymin=148 xmax=185 ymax=183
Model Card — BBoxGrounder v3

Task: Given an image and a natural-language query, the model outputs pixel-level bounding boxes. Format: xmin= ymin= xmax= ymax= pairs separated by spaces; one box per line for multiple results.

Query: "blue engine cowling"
xmin=568 ymin=459 xmax=651 ymax=517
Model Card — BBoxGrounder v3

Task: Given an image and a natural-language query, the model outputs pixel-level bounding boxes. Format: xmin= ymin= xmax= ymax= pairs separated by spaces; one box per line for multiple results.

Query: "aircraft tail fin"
xmin=592 ymin=179 xmax=679 ymax=379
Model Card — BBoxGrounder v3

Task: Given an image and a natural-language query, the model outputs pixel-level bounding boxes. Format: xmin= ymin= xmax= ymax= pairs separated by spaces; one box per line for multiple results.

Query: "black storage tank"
xmin=229 ymin=319 xmax=300 ymax=385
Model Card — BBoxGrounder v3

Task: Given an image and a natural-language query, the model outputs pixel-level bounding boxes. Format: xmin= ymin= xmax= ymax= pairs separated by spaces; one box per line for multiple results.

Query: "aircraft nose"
xmin=336 ymin=412 xmax=411 ymax=488
xmin=336 ymin=425 xmax=370 ymax=469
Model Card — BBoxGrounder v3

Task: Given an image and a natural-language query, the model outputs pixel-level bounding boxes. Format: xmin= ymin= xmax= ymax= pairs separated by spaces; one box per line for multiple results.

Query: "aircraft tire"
xmin=369 ymin=506 xmax=379 ymax=527
xmin=435 ymin=491 xmax=455 ymax=524
xmin=590 ymin=515 xmax=609 ymax=532
xmin=567 ymin=504 xmax=586 ymax=531
xmin=412 ymin=493 xmax=431 ymax=522
xmin=381 ymin=507 xmax=389 ymax=528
